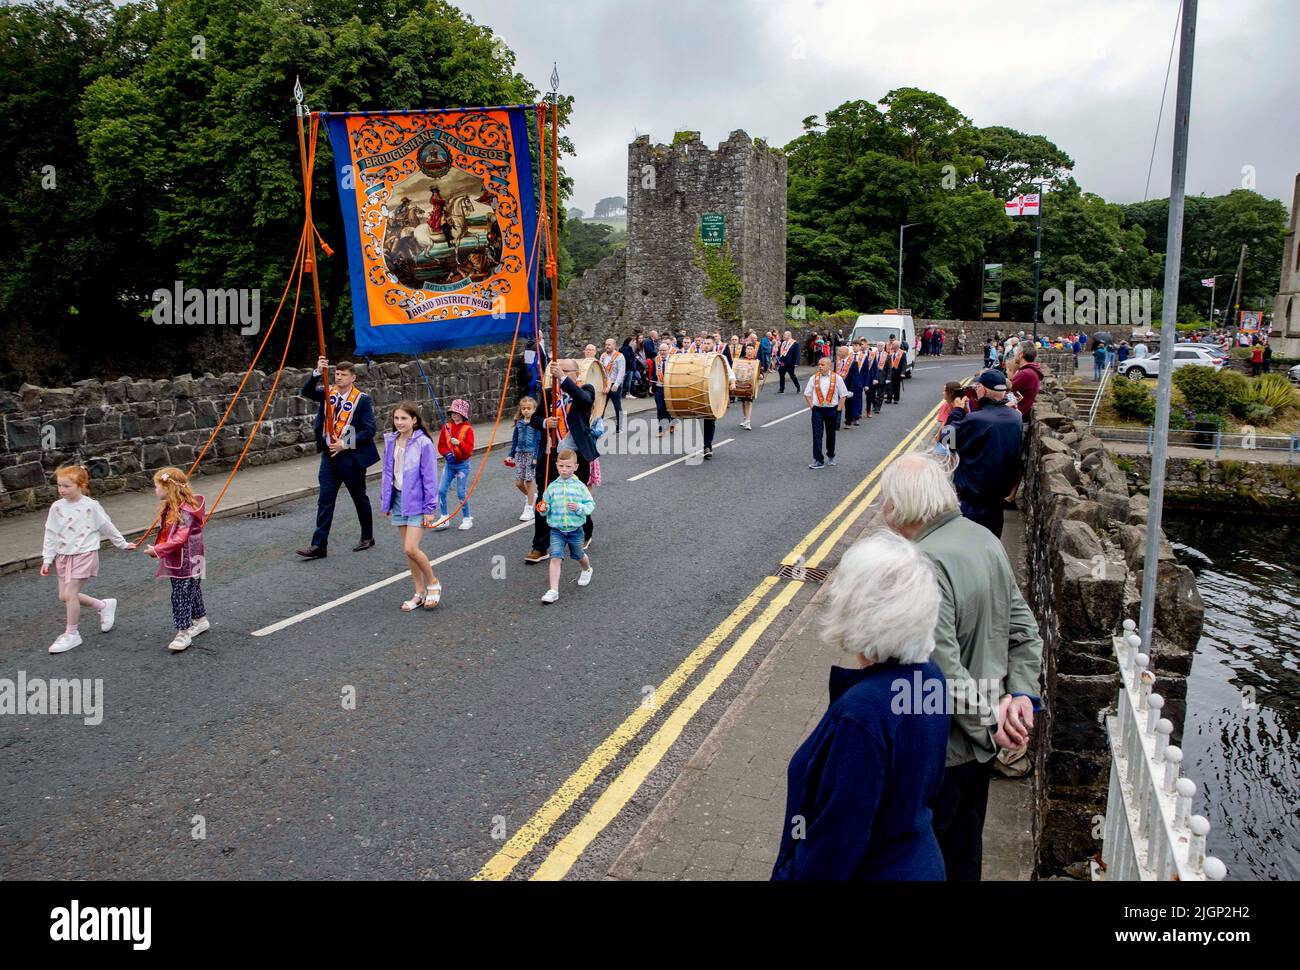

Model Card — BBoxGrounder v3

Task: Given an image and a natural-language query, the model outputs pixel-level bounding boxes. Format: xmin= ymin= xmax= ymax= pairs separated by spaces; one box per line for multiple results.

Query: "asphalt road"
xmin=0 ymin=356 xmax=978 ymax=879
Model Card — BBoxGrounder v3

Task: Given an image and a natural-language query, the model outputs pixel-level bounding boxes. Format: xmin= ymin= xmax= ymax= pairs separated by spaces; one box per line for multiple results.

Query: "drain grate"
xmin=243 ymin=509 xmax=286 ymax=519
xmin=775 ymin=563 xmax=830 ymax=583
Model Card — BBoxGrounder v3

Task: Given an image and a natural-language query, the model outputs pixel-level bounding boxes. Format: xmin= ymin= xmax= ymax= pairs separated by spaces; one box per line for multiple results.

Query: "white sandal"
xmin=401 ymin=594 xmax=425 ymax=612
xmin=423 ymin=583 xmax=442 ymax=609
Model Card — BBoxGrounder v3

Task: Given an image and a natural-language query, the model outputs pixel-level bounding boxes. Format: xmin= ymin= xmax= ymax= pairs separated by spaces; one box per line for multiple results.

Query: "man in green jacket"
xmin=881 ymin=453 xmax=1044 ymax=880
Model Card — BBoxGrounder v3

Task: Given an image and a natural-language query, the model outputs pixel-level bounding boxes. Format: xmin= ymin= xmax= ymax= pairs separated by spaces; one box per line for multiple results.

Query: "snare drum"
xmin=663 ymin=353 xmax=729 ymax=420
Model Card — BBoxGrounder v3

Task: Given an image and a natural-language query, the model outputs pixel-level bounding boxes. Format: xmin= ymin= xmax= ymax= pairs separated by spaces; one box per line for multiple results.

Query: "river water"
xmin=1163 ymin=511 xmax=1299 ymax=881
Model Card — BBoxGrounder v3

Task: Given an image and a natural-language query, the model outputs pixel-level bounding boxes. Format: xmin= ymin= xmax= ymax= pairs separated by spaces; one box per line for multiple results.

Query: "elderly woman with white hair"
xmin=770 ymin=531 xmax=950 ymax=881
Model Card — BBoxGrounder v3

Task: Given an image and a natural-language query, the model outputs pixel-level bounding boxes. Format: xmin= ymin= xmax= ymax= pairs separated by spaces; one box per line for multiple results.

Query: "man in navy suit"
xmin=297 ymin=358 xmax=380 ymax=560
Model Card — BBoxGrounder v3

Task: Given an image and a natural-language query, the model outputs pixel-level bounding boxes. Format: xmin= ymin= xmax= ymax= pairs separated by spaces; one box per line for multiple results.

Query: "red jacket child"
xmin=438 ymin=411 xmax=474 ymax=463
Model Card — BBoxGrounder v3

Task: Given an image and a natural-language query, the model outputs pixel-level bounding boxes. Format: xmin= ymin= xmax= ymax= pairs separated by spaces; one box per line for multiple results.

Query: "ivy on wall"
xmin=694 ymin=240 xmax=743 ymax=322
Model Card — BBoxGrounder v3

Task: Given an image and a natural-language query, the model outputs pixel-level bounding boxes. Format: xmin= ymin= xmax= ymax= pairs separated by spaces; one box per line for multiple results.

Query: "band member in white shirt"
xmin=599 ymin=337 xmax=627 ymax=434
xmin=803 ymin=355 xmax=850 ymax=469
xmin=650 ymin=340 xmax=679 ymax=438
xmin=699 ymin=336 xmax=735 ymax=460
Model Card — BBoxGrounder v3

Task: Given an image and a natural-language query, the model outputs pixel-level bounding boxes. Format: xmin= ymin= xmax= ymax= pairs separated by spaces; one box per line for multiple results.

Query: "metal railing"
xmin=1087 ymin=364 xmax=1113 ymax=428
xmin=1095 ymin=619 xmax=1227 ymax=881
xmin=1092 ymin=425 xmax=1300 ymax=460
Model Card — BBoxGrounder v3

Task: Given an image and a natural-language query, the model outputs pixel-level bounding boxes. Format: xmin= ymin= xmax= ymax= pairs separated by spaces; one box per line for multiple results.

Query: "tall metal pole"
xmin=898 ymin=222 xmax=920 ymax=310
xmin=1032 ymin=187 xmax=1043 ymax=343
xmin=1139 ymin=0 xmax=1198 ymax=653
xmin=1208 ymin=276 xmax=1215 ymax=323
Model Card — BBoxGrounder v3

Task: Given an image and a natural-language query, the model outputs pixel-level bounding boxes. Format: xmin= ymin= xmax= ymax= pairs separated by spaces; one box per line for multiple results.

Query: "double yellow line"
xmin=474 ymin=400 xmax=945 ymax=881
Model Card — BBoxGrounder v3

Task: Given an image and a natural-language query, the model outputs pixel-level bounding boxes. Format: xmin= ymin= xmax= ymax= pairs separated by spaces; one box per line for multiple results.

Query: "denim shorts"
xmin=549 ymin=526 xmax=586 ymax=561
xmin=390 ymin=488 xmax=425 ymax=527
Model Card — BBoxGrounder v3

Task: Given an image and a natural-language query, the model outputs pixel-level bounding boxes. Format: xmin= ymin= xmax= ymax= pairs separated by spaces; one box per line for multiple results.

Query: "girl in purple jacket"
xmin=381 ymin=402 xmax=441 ymax=610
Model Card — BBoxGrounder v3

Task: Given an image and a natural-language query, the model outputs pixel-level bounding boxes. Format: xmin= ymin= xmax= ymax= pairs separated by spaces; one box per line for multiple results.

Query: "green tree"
xmin=2 ymin=0 xmax=571 ymax=385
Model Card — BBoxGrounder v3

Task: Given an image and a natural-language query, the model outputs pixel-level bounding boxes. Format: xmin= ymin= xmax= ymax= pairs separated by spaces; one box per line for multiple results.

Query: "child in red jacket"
xmin=434 ymin=398 xmax=475 ymax=531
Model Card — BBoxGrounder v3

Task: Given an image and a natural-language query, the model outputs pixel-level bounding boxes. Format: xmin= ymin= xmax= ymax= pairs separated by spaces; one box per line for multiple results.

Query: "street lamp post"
xmin=898 ymin=222 xmax=922 ymax=310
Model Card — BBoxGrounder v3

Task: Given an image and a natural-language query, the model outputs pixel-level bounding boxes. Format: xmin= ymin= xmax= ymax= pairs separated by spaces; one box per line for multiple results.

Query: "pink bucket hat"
xmin=449 ymin=398 xmax=471 ymax=419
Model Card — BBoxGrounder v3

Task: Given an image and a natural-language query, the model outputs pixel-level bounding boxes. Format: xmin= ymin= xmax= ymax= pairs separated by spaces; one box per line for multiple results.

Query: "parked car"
xmin=1119 ymin=346 xmax=1225 ymax=379
xmin=1289 ymin=362 xmax=1300 ymax=385
xmin=1176 ymin=342 xmax=1229 ymax=359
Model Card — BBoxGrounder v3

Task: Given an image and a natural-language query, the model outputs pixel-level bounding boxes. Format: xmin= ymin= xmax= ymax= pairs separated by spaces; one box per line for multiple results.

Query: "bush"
xmin=1111 ymin=377 xmax=1155 ymax=423
xmin=1172 ymin=366 xmax=1231 ymax=417
xmin=1238 ymin=373 xmax=1297 ymax=415
xmin=1242 ymin=403 xmax=1274 ymax=424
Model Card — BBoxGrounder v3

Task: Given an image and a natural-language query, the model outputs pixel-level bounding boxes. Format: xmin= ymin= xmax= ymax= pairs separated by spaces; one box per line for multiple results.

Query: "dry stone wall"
xmin=1021 ymin=367 xmax=1205 ymax=877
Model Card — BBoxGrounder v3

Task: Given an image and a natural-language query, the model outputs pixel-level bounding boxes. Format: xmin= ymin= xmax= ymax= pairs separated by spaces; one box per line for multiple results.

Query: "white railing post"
xmin=1096 ymin=608 xmax=1228 ymax=881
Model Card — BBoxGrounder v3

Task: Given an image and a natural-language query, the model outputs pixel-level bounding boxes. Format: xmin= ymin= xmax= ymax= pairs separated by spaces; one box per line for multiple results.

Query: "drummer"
xmin=735 ymin=341 xmax=760 ymax=431
xmin=651 ymin=339 xmax=679 ymax=438
xmin=698 ymin=336 xmax=735 ymax=461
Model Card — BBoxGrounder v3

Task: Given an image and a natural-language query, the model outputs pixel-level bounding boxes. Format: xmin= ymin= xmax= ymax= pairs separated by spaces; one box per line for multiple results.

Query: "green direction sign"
xmin=700 ymin=212 xmax=725 ymax=246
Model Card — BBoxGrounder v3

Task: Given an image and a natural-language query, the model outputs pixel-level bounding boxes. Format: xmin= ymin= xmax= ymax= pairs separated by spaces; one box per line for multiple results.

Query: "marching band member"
xmin=884 ymin=338 xmax=906 ymax=404
xmin=698 ymin=336 xmax=735 ymax=460
xmin=599 ymin=337 xmax=626 ymax=434
xmin=804 ymin=355 xmax=849 ymax=469
xmin=835 ymin=346 xmax=862 ymax=430
xmin=734 ymin=342 xmax=761 ymax=430
xmin=775 ymin=329 xmax=799 ymax=393
xmin=650 ymin=339 xmax=679 ymax=438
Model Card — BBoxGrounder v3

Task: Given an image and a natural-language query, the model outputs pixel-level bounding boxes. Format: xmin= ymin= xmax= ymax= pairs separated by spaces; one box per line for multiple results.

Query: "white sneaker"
xmin=578 ymin=567 xmax=594 ymax=587
xmin=741 ymin=420 xmax=752 ymax=430
xmin=519 ymin=508 xmax=534 ymax=522
xmin=99 ymin=598 xmax=117 ymax=632
xmin=49 ymin=632 xmax=82 ymax=654
xmin=541 ymin=588 xmax=560 ymax=604
xmin=168 ymin=631 xmax=192 ymax=652
xmin=433 ymin=519 xmax=451 ymax=531
xmin=458 ymin=517 xmax=474 ymax=531
xmin=188 ymin=617 xmax=210 ymax=637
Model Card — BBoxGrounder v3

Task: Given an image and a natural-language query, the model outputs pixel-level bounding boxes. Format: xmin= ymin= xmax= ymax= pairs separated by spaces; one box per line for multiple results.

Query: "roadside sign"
xmin=700 ymin=212 xmax=724 ymax=246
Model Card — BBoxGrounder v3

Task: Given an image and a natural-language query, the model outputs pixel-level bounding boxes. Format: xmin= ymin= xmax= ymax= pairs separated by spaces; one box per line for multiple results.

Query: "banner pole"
xmin=549 ymin=67 xmax=561 ymax=422
xmin=294 ymin=77 xmax=332 ymax=433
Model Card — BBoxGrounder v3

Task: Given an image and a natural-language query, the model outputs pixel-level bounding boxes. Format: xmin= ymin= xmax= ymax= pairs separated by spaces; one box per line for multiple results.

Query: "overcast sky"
xmin=457 ymin=0 xmax=1298 ymax=218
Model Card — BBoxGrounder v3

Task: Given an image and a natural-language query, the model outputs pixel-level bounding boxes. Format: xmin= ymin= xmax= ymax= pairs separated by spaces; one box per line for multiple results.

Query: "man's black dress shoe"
xmin=296 ymin=546 xmax=327 ymax=560
xmin=353 ymin=538 xmax=376 ymax=551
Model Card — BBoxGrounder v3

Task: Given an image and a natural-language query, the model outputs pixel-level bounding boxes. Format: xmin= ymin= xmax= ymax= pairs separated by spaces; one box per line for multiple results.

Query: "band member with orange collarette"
xmin=698 ymin=336 xmax=735 ymax=460
xmin=835 ymin=345 xmax=863 ymax=430
xmin=883 ymin=338 xmax=906 ymax=404
xmin=775 ymin=329 xmax=799 ymax=393
xmin=650 ymin=339 xmax=680 ymax=438
xmin=297 ymin=358 xmax=380 ymax=560
xmin=804 ymin=355 xmax=850 ymax=469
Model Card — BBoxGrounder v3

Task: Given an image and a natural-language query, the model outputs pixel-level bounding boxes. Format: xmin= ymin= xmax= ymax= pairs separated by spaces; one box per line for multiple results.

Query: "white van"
xmin=849 ymin=313 xmax=916 ymax=377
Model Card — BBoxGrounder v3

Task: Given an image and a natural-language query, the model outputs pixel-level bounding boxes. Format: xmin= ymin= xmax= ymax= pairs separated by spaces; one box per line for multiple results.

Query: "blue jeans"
xmin=438 ymin=458 xmax=472 ymax=520
xmin=549 ymin=526 xmax=586 ymax=561
xmin=1094 ymin=360 xmax=1104 ymax=381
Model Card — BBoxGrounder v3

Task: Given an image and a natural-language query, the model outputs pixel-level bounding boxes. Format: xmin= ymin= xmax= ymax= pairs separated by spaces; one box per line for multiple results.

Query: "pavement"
xmin=1104 ymin=439 xmax=1299 ymax=464
xmin=0 ymin=355 xmax=988 ymax=880
xmin=606 ymin=505 xmax=1037 ymax=882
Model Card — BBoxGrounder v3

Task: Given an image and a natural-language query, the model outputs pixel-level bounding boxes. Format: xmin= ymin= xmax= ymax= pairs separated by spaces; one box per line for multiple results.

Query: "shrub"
xmin=1242 ymin=403 xmax=1274 ymax=424
xmin=1238 ymin=373 xmax=1297 ymax=415
xmin=1111 ymin=377 xmax=1155 ymax=423
xmin=1172 ymin=365 xmax=1231 ymax=417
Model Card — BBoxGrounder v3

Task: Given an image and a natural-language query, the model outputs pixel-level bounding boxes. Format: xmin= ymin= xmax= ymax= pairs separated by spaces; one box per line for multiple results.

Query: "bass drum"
xmin=730 ymin=357 xmax=763 ymax=402
xmin=664 ymin=353 xmax=728 ymax=420
xmin=573 ymin=357 xmax=607 ymax=421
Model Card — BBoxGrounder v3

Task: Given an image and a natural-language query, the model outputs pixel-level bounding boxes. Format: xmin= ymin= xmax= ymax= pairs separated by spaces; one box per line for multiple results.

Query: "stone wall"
xmin=1021 ymin=370 xmax=1205 ymax=877
xmin=0 ymin=355 xmax=513 ymax=516
xmin=1119 ymin=452 xmax=1300 ymax=514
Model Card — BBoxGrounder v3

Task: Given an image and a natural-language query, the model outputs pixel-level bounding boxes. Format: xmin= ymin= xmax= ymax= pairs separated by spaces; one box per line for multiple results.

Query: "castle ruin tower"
xmin=624 ymin=131 xmax=787 ymax=334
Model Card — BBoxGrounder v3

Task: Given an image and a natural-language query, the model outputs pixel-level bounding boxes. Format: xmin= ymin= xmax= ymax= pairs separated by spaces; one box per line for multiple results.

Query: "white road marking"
xmin=252 ymin=521 xmax=532 ymax=636
xmin=626 ymin=438 xmax=735 ymax=482
xmin=761 ymin=407 xmax=809 ymax=428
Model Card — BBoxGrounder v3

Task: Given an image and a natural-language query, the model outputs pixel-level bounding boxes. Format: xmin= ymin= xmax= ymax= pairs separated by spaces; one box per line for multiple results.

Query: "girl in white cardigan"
xmin=40 ymin=465 xmax=132 ymax=654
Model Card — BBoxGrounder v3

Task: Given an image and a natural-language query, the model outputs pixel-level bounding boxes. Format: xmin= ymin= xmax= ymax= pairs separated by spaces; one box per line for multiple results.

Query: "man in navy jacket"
xmin=944 ymin=371 xmax=1024 ymax=538
xmin=524 ymin=359 xmax=598 ymax=564
xmin=775 ymin=329 xmax=800 ymax=393
xmin=297 ymin=358 xmax=380 ymax=559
